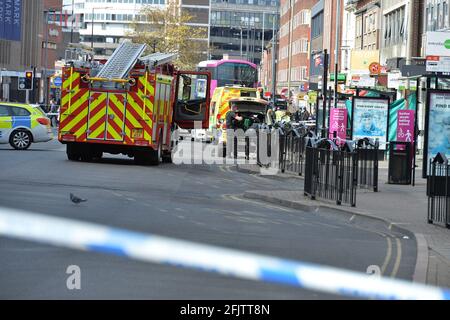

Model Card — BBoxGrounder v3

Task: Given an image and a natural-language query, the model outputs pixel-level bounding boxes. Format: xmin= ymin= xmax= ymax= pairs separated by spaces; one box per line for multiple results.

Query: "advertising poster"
xmin=329 ymin=108 xmax=347 ymax=143
xmin=396 ymin=110 xmax=415 ymax=143
xmin=0 ymin=0 xmax=22 ymax=41
xmin=352 ymin=97 xmax=389 ymax=150
xmin=426 ymin=91 xmax=450 ymax=174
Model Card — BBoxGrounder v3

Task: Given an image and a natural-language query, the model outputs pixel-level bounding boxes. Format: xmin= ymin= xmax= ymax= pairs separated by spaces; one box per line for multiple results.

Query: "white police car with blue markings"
xmin=0 ymin=103 xmax=53 ymax=150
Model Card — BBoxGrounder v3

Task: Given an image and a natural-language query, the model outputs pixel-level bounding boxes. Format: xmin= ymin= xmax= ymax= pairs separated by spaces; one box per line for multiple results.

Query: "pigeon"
xmin=70 ymin=193 xmax=87 ymax=204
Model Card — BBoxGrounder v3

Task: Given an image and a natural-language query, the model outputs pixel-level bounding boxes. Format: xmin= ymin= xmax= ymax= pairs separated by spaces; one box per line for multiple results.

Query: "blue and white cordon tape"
xmin=0 ymin=207 xmax=449 ymax=300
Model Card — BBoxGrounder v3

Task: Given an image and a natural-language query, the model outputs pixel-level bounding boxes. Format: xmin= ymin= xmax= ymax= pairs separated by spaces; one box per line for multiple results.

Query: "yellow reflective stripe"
xmin=62 ymin=108 xmax=88 ymax=133
xmin=74 ymin=123 xmax=87 ymax=139
xmin=89 ymin=124 xmax=105 ymax=139
xmin=128 ymin=95 xmax=153 ymax=128
xmin=60 ymin=91 xmax=90 ymax=132
xmin=62 ymin=71 xmax=78 ymax=90
xmin=108 ymin=94 xmax=125 ymax=131
xmin=88 ymin=104 xmax=107 ymax=127
xmin=68 ymin=68 xmax=75 ymax=113
xmin=142 ymin=72 xmax=148 ymax=119
xmin=137 ymin=86 xmax=154 ymax=114
xmin=107 ymin=126 xmax=121 ymax=140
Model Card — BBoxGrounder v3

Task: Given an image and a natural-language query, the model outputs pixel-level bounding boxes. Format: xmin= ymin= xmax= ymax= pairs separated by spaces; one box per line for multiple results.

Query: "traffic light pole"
xmin=32 ymin=66 xmax=36 ymax=103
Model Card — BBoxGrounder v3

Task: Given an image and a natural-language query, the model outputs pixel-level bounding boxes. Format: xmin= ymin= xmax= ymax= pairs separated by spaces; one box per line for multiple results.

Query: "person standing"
xmin=49 ymin=98 xmax=58 ymax=127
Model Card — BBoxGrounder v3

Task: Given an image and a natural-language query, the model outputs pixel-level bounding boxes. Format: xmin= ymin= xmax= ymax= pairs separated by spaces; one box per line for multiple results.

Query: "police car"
xmin=0 ymin=103 xmax=53 ymax=150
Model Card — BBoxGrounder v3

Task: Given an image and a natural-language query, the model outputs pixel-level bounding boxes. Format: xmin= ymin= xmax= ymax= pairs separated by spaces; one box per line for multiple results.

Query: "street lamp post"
xmin=71 ymin=0 xmax=74 ymax=43
xmin=42 ymin=8 xmax=56 ymax=107
xmin=91 ymin=8 xmax=95 ymax=49
xmin=240 ymin=26 xmax=243 ymax=58
xmin=334 ymin=0 xmax=341 ymax=109
xmin=91 ymin=6 xmax=113 ymax=50
xmin=271 ymin=14 xmax=277 ymax=103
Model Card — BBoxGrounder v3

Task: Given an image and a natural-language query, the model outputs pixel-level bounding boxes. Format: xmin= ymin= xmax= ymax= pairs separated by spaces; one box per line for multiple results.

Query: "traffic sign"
xmin=18 ymin=77 xmax=26 ymax=90
xmin=53 ymin=77 xmax=62 ymax=87
xmin=369 ymin=62 xmax=381 ymax=75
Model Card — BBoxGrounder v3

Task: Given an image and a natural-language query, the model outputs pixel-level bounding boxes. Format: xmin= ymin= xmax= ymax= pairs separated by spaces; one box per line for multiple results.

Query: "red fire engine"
xmin=58 ymin=42 xmax=210 ymax=165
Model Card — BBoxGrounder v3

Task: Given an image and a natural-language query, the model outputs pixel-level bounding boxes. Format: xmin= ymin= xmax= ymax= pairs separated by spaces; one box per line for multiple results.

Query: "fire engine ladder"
xmin=96 ymin=42 xmax=147 ymax=79
xmin=139 ymin=52 xmax=178 ymax=67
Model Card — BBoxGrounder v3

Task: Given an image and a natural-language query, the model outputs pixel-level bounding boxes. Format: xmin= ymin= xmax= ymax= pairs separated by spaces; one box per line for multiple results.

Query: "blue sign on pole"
xmin=0 ymin=0 xmax=21 ymax=41
xmin=54 ymin=77 xmax=62 ymax=87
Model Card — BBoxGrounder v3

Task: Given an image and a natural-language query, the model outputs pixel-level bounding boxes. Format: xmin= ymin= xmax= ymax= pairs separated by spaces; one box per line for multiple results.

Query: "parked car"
xmin=0 ymin=103 xmax=53 ymax=150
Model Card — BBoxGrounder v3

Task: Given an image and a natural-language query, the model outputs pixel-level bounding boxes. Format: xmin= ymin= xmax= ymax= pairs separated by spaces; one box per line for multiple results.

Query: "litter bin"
xmin=388 ymin=141 xmax=412 ymax=184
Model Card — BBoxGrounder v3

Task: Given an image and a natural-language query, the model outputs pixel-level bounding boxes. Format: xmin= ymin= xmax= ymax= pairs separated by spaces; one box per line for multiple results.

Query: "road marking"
xmin=224 ymin=194 xmax=295 ymax=213
xmin=391 ymin=238 xmax=402 ymax=278
xmin=381 ymin=236 xmax=393 ymax=275
xmin=349 ymin=215 xmax=355 ymax=222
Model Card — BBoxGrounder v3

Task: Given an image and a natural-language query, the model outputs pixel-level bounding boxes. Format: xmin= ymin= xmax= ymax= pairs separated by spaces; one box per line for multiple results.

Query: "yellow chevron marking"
xmin=60 ymin=91 xmax=90 ymax=132
xmin=108 ymin=95 xmax=125 ymax=140
xmin=87 ymin=97 xmax=107 ymax=128
xmin=89 ymin=123 xmax=106 ymax=139
xmin=62 ymin=71 xmax=79 ymax=89
xmin=62 ymin=107 xmax=88 ymax=133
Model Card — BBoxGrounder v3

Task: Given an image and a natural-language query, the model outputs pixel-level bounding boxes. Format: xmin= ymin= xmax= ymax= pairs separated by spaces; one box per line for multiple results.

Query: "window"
xmin=431 ymin=6 xmax=435 ymax=30
xmin=384 ymin=6 xmax=406 ymax=46
xmin=300 ymin=66 xmax=308 ymax=81
xmin=311 ymin=11 xmax=323 ymax=38
xmin=445 ymin=2 xmax=449 ymax=28
xmin=11 ymin=107 xmax=30 ymax=116
xmin=0 ymin=105 xmax=10 ymax=116
xmin=438 ymin=3 xmax=441 ymax=29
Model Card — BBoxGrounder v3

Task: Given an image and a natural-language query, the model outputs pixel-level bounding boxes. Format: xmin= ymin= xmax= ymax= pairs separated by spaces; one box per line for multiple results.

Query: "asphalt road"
xmin=0 ymin=137 xmax=417 ymax=299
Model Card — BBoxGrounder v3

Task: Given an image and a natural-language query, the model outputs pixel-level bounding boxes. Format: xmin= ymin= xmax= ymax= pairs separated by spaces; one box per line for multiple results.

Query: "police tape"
xmin=0 ymin=207 xmax=449 ymax=300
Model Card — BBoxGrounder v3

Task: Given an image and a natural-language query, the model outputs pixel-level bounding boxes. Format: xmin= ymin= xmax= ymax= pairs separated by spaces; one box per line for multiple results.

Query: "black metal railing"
xmin=304 ymin=139 xmax=358 ymax=207
xmin=427 ymin=153 xmax=450 ymax=229
xmin=279 ymin=127 xmax=316 ymax=176
xmin=355 ymin=138 xmax=379 ymax=192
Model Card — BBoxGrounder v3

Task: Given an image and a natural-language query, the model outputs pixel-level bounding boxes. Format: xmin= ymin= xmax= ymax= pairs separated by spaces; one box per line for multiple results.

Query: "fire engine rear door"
xmin=87 ymin=92 xmax=108 ymax=140
xmin=105 ymin=93 xmax=126 ymax=142
xmin=173 ymin=71 xmax=211 ymax=129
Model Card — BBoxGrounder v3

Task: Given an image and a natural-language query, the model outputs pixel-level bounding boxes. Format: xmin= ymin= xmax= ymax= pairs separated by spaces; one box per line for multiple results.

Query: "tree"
xmin=129 ymin=1 xmax=207 ymax=70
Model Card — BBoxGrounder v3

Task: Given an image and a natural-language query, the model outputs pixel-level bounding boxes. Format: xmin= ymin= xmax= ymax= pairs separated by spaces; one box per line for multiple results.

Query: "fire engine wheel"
xmin=66 ymin=144 xmax=81 ymax=161
xmin=162 ymin=151 xmax=172 ymax=163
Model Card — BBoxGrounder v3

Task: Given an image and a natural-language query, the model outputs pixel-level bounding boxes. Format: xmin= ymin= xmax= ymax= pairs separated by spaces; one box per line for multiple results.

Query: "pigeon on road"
xmin=70 ymin=193 xmax=87 ymax=204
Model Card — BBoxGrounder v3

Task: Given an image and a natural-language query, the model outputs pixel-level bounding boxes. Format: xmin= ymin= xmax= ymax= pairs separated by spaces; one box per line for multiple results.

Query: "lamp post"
xmin=333 ymin=0 xmax=341 ymax=109
xmin=42 ymin=8 xmax=58 ymax=107
xmin=91 ymin=6 xmax=112 ymax=50
xmin=71 ymin=0 xmax=74 ymax=43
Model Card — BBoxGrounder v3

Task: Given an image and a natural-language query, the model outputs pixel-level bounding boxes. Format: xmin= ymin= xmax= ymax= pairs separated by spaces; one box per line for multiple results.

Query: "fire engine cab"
xmin=58 ymin=42 xmax=210 ymax=165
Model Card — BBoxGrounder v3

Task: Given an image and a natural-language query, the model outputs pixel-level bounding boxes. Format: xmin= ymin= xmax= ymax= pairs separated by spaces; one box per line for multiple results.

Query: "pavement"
xmin=0 ymin=139 xmax=419 ymax=299
xmin=235 ymin=159 xmax=450 ymax=288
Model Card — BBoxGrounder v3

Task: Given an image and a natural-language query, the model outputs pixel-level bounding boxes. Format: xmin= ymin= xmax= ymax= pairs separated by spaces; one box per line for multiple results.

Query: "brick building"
xmin=309 ymin=0 xmax=344 ymax=92
xmin=276 ymin=0 xmax=316 ymax=106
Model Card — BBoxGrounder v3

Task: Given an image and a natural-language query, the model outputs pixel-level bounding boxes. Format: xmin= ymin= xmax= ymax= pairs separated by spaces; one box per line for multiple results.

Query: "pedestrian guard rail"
xmin=427 ymin=153 xmax=450 ymax=229
xmin=303 ymin=138 xmax=358 ymax=207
